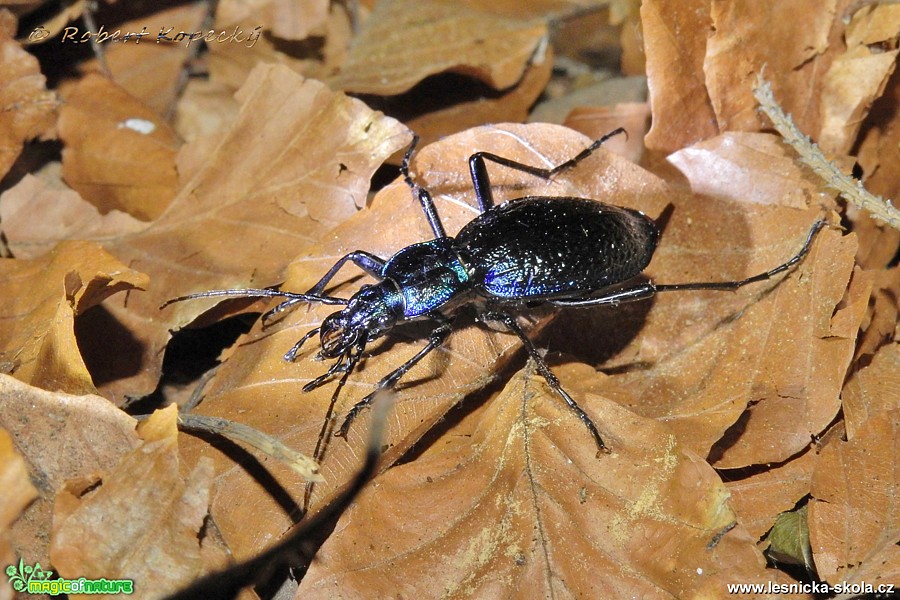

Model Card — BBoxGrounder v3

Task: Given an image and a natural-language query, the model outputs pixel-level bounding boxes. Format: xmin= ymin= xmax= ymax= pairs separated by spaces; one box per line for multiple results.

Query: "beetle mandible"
xmin=165 ymin=128 xmax=825 ymax=455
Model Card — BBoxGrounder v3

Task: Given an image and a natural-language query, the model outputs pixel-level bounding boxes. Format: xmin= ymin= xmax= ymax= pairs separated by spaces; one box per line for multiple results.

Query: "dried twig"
xmin=753 ymin=73 xmax=900 ymax=230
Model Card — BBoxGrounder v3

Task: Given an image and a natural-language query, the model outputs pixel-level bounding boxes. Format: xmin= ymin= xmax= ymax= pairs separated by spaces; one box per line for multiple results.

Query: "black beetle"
xmin=165 ymin=128 xmax=825 ymax=454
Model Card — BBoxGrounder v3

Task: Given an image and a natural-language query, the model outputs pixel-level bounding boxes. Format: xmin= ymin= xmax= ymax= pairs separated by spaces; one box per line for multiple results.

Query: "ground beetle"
xmin=165 ymin=128 xmax=825 ymax=454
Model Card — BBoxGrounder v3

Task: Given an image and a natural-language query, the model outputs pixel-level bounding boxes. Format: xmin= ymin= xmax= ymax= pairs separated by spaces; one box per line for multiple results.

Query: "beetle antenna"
xmin=160 ymin=288 xmax=348 ymax=309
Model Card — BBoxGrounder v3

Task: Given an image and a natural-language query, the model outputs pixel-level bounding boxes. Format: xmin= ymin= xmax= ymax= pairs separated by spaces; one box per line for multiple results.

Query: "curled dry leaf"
xmin=0 ymin=240 xmax=148 ymax=395
xmin=808 ymin=408 xmax=900 ymax=586
xmin=817 ymin=2 xmax=900 ymax=155
xmin=0 ymin=15 xmax=57 ymax=179
xmin=641 ymin=0 xmax=718 ymax=153
xmin=327 ymin=0 xmax=548 ymax=95
xmin=59 ymin=74 xmax=180 ymax=221
xmin=73 ymin=63 xmax=409 ymax=400
xmin=300 ymin=369 xmax=773 ymax=598
xmin=50 ymin=405 xmax=215 ymax=599
xmin=0 ymin=374 xmax=138 ymax=566
xmin=178 ymin=123 xmax=672 ymax=560
xmin=704 ymin=0 xmax=837 ymax=134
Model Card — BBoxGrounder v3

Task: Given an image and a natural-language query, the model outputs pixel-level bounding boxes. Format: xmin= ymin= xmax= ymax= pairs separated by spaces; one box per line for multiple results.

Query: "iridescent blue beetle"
xmin=166 ymin=129 xmax=824 ymax=454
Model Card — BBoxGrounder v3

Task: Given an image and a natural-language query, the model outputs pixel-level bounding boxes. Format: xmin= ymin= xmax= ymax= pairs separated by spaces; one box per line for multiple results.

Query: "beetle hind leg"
xmin=479 ymin=310 xmax=609 ymax=456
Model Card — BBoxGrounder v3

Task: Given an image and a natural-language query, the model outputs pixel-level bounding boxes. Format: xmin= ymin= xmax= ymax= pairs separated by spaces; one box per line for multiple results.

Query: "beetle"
xmin=165 ymin=128 xmax=825 ymax=455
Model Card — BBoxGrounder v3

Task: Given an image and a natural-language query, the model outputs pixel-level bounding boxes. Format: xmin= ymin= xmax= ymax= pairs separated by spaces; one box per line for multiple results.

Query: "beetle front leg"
xmin=336 ymin=315 xmax=452 ymax=438
xmin=480 ymin=310 xmax=608 ymax=456
xmin=262 ymin=250 xmax=389 ymax=326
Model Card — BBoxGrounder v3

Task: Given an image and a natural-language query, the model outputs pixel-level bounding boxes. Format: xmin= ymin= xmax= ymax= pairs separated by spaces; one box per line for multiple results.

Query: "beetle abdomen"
xmin=455 ymin=197 xmax=659 ymax=299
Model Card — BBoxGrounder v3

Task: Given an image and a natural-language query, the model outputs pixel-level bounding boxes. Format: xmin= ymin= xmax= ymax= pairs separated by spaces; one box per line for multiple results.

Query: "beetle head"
xmin=319 ymin=283 xmax=403 ymax=358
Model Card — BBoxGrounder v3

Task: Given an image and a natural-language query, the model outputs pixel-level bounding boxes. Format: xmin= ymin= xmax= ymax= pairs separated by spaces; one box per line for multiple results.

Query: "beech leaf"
xmin=300 ymin=369 xmax=773 ymax=598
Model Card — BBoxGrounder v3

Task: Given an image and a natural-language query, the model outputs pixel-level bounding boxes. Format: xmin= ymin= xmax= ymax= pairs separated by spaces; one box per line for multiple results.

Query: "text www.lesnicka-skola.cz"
xmin=726 ymin=581 xmax=894 ymax=595
xmin=55 ymin=25 xmax=262 ymax=48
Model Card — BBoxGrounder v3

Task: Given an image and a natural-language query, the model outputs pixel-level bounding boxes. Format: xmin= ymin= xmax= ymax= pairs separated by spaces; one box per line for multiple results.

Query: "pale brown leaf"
xmin=59 ymin=74 xmax=180 ymax=221
xmin=0 ymin=14 xmax=56 ymax=179
xmin=327 ymin=0 xmax=548 ymax=95
xmin=725 ymin=450 xmax=817 ymax=539
xmin=641 ymin=0 xmax=718 ymax=153
xmin=0 ymin=174 xmax=146 ymax=259
xmin=666 ymin=132 xmax=831 ymax=209
xmin=0 ymin=241 xmax=148 ymax=395
xmin=808 ymin=408 xmax=900 ymax=586
xmin=843 ymin=342 xmax=900 ymax=440
xmin=50 ymin=405 xmax=214 ymax=599
xmin=703 ymin=0 xmax=838 ymax=134
xmin=818 ymin=3 xmax=900 ymax=154
xmin=299 ymin=369 xmax=773 ymax=598
xmin=0 ymin=425 xmax=38 ymax=599
xmin=0 ymin=375 xmax=138 ymax=567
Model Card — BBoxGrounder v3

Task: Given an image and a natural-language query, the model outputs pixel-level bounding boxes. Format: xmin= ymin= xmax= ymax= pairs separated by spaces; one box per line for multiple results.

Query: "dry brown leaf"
xmin=299 ymin=370 xmax=773 ymax=598
xmin=641 ymin=0 xmax=719 ymax=154
xmin=50 ymin=405 xmax=214 ymax=599
xmin=853 ymin=65 xmax=900 ymax=269
xmin=0 ymin=425 xmax=38 ymax=599
xmin=59 ymin=74 xmax=180 ymax=221
xmin=552 ymin=221 xmax=853 ymax=469
xmin=537 ymin=134 xmax=857 ymax=467
xmin=60 ymin=64 xmax=409 ymax=400
xmin=208 ymin=3 xmax=351 ymax=90
xmin=0 ymin=374 xmax=138 ymax=567
xmin=407 ymin=45 xmax=554 ymax=148
xmin=327 ymin=0 xmax=548 ymax=95
xmin=818 ymin=2 xmax=900 ymax=154
xmin=173 ymin=79 xmax=241 ymax=144
xmin=843 ymin=342 xmax=900 ymax=441
xmin=0 ymin=174 xmax=146 ymax=259
xmin=178 ymin=123 xmax=673 ymax=560
xmin=703 ymin=0 xmax=839 ymax=135
xmin=0 ymin=12 xmax=57 ymax=179
xmin=69 ymin=3 xmax=209 ymax=116
xmin=0 ymin=240 xmax=148 ymax=395
xmin=725 ymin=450 xmax=817 ymax=539
xmin=808 ymin=408 xmax=900 ymax=586
xmin=856 ymin=266 xmax=900 ymax=360
xmin=217 ymin=0 xmax=328 ymax=41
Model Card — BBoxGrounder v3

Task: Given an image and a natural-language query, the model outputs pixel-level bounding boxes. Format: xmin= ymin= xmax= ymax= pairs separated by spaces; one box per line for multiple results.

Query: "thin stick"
xmin=753 ymin=73 xmax=900 ymax=230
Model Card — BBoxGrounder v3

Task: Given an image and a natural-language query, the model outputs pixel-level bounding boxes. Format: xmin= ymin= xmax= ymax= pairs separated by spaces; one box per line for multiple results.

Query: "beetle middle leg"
xmin=479 ymin=310 xmax=608 ymax=456
xmin=336 ymin=314 xmax=453 ymax=438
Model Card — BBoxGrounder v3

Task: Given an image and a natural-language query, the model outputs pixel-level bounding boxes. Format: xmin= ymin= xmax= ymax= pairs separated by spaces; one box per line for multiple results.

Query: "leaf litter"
xmin=1 ymin=0 xmax=898 ymax=597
